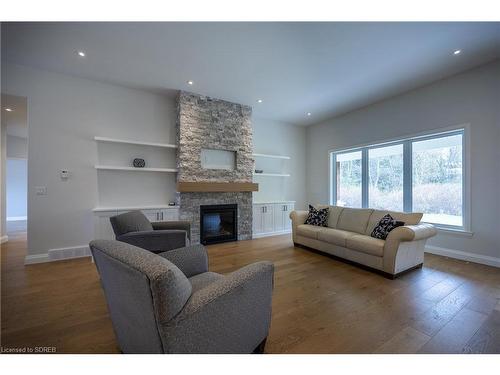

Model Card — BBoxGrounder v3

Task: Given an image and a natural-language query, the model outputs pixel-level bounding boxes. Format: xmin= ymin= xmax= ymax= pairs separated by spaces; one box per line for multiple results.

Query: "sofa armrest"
xmin=385 ymin=223 xmax=438 ymax=243
xmin=117 ymin=229 xmax=187 ymax=253
xmin=152 ymin=220 xmax=191 ymax=240
xmin=289 ymin=210 xmax=308 ymax=225
xmin=161 ymin=261 xmax=274 ymax=353
xmin=158 ymin=244 xmax=208 ymax=278
xmin=383 ymin=223 xmax=437 ymax=274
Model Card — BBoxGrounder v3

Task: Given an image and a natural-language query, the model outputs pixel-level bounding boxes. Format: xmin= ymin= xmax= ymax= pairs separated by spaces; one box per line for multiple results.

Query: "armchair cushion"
xmin=110 ymin=210 xmax=153 ymax=236
xmin=158 ymin=244 xmax=209 ymax=278
xmin=117 ymin=229 xmax=187 ymax=253
xmin=189 ymin=272 xmax=224 ymax=293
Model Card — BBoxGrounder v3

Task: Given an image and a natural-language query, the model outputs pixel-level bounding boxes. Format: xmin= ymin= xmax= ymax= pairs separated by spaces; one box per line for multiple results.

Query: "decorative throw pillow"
xmin=304 ymin=205 xmax=329 ymax=227
xmin=371 ymin=214 xmax=405 ymax=240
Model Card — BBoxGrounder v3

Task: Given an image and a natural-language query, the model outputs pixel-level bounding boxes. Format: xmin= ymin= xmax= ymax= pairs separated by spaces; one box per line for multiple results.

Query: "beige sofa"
xmin=290 ymin=206 xmax=437 ymax=278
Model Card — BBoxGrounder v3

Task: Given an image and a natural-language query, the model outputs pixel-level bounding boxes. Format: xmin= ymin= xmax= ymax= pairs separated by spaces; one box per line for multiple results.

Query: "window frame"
xmin=329 ymin=125 xmax=470 ymax=231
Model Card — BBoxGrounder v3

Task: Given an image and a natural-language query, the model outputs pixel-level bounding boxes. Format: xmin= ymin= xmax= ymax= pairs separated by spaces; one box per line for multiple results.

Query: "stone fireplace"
xmin=176 ymin=91 xmax=255 ymax=244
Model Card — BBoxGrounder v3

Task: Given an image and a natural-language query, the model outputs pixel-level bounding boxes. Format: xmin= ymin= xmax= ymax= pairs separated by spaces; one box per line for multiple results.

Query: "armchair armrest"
xmin=161 ymin=261 xmax=274 ymax=353
xmin=158 ymin=244 xmax=208 ymax=278
xmin=152 ymin=220 xmax=191 ymax=241
xmin=116 ymin=229 xmax=187 ymax=253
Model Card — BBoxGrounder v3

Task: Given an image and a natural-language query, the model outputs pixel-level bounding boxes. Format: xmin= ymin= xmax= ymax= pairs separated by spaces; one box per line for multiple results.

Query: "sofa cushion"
xmin=317 ymin=205 xmax=344 ymax=228
xmin=297 ymin=224 xmax=324 ymax=240
xmin=110 ymin=210 xmax=154 ymax=236
xmin=346 ymin=234 xmax=385 ymax=257
xmin=317 ymin=228 xmax=357 ymax=247
xmin=370 ymin=214 xmax=405 ymax=240
xmin=365 ymin=210 xmax=423 ymax=235
xmin=336 ymin=208 xmax=374 ymax=234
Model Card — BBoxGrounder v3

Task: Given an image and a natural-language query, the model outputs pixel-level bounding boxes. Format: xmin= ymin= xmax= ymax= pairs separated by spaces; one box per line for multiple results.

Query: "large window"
xmin=330 ymin=129 xmax=466 ymax=229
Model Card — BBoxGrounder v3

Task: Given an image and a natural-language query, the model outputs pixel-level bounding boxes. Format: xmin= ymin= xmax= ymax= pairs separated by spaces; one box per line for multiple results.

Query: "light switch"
xmin=35 ymin=186 xmax=47 ymax=196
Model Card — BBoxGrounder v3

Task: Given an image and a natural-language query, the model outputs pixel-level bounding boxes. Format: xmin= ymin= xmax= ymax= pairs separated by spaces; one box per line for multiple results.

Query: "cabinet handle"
xmin=161 ymin=212 xmax=164 ymax=221
xmin=156 ymin=212 xmax=159 ymax=221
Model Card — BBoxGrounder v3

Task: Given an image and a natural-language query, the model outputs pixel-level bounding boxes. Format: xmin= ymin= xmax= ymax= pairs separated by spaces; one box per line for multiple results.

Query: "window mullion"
xmin=403 ymin=140 xmax=412 ymax=212
xmin=362 ymin=148 xmax=369 ymax=208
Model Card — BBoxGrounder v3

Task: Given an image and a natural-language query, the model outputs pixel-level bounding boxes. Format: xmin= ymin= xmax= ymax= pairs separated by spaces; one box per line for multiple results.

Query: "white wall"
xmin=0 ymin=122 xmax=6 ymax=240
xmin=6 ymin=158 xmax=27 ymax=219
xmin=252 ymin=118 xmax=307 ymax=210
xmin=2 ymin=63 xmax=178 ymax=256
xmin=306 ymin=60 xmax=500 ymax=261
xmin=6 ymin=135 xmax=27 ymax=158
xmin=2 ymin=63 xmax=307 ymax=257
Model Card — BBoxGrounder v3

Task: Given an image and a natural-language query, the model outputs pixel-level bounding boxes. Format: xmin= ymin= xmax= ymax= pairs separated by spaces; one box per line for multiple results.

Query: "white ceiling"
xmin=2 ymin=22 xmax=500 ymax=126
xmin=1 ymin=94 xmax=28 ymax=138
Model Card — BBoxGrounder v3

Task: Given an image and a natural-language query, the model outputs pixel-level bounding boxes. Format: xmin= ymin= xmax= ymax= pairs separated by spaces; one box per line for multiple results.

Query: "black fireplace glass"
xmin=200 ymin=204 xmax=237 ymax=245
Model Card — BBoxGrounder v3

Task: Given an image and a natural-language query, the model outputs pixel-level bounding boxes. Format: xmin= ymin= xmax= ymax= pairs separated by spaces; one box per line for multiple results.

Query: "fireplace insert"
xmin=200 ymin=204 xmax=237 ymax=245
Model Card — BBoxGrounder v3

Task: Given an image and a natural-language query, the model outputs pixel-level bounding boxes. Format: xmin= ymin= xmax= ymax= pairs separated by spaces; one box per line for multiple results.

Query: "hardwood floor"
xmin=1 ymin=232 xmax=499 ymax=354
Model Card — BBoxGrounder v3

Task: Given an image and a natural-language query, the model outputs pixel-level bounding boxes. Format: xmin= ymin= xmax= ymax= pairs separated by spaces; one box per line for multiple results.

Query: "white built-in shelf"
xmin=253 ymin=172 xmax=291 ymax=177
xmin=93 ymin=205 xmax=179 ymax=212
xmin=252 ymin=153 xmax=290 ymax=160
xmin=94 ymin=136 xmax=178 ymax=149
xmin=95 ymin=165 xmax=178 ymax=173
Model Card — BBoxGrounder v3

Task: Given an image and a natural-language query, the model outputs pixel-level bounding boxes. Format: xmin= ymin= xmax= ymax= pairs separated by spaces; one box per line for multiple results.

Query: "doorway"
xmin=1 ymin=94 xmax=28 ymax=240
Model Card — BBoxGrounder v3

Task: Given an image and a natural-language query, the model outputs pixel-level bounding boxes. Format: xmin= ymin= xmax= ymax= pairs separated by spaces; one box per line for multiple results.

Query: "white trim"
xmin=94 ymin=136 xmax=177 ymax=149
xmin=24 ymin=253 xmax=49 ymax=265
xmin=95 ymin=165 xmax=178 ymax=173
xmin=253 ymin=173 xmax=290 ymax=177
xmin=252 ymin=230 xmax=292 ymax=239
xmin=253 ymin=201 xmax=296 ymax=204
xmin=1 ymin=235 xmax=9 ymax=244
xmin=93 ymin=205 xmax=179 ymax=212
xmin=7 ymin=216 xmax=27 ymax=221
xmin=425 ymin=245 xmax=500 ymax=268
xmin=24 ymin=245 xmax=92 ymax=265
xmin=252 ymin=153 xmax=291 ymax=160
xmin=435 ymin=227 xmax=474 ymax=238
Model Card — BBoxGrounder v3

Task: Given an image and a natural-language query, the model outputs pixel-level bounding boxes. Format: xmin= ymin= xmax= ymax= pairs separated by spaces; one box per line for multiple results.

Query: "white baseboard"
xmin=253 ymin=230 xmax=292 ymax=239
xmin=425 ymin=245 xmax=500 ymax=268
xmin=1 ymin=235 xmax=9 ymax=244
xmin=24 ymin=245 xmax=91 ymax=265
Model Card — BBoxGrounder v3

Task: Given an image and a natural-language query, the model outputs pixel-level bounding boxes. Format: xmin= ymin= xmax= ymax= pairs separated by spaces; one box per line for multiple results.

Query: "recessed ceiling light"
xmin=77 ymin=51 xmax=86 ymax=57
xmin=453 ymin=49 xmax=462 ymax=55
xmin=187 ymin=80 xmax=194 ymax=85
xmin=257 ymin=99 xmax=263 ymax=103
xmin=5 ymin=108 xmax=13 ymax=112
xmin=307 ymin=112 xmax=312 ymax=116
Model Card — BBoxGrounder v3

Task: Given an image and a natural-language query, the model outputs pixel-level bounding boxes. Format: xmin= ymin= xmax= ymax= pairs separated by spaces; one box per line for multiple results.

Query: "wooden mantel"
xmin=177 ymin=181 xmax=259 ymax=193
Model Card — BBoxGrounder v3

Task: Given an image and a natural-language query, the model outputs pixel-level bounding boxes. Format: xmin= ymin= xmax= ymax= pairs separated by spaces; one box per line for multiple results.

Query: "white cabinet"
xmin=274 ymin=202 xmax=294 ymax=232
xmin=253 ymin=201 xmax=294 ymax=238
xmin=93 ymin=206 xmax=180 ymax=240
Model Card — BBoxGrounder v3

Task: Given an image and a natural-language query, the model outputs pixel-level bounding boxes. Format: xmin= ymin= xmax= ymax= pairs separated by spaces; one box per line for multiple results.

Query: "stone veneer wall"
xmin=176 ymin=91 xmax=254 ymax=243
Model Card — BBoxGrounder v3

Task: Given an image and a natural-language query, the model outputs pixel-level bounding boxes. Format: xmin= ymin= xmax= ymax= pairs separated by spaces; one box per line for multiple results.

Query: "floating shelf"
xmin=252 ymin=153 xmax=290 ymax=160
xmin=95 ymin=165 xmax=178 ymax=173
xmin=253 ymin=173 xmax=291 ymax=177
xmin=94 ymin=136 xmax=178 ymax=149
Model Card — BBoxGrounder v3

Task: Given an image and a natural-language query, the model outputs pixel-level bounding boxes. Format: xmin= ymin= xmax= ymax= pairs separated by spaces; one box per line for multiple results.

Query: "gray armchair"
xmin=89 ymin=239 xmax=274 ymax=354
xmin=109 ymin=210 xmax=191 ymax=253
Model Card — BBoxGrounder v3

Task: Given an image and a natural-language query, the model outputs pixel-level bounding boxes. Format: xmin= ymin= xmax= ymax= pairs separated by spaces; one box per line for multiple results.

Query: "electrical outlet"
xmin=35 ymin=186 xmax=47 ymax=196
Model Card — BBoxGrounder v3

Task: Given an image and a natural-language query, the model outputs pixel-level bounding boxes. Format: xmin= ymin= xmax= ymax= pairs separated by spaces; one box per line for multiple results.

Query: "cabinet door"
xmin=94 ymin=211 xmax=118 ymax=240
xmin=253 ymin=204 xmax=264 ymax=234
xmin=262 ymin=204 xmax=274 ymax=233
xmin=283 ymin=203 xmax=294 ymax=231
xmin=161 ymin=208 xmax=179 ymax=221
xmin=274 ymin=204 xmax=285 ymax=232
xmin=142 ymin=209 xmax=161 ymax=222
